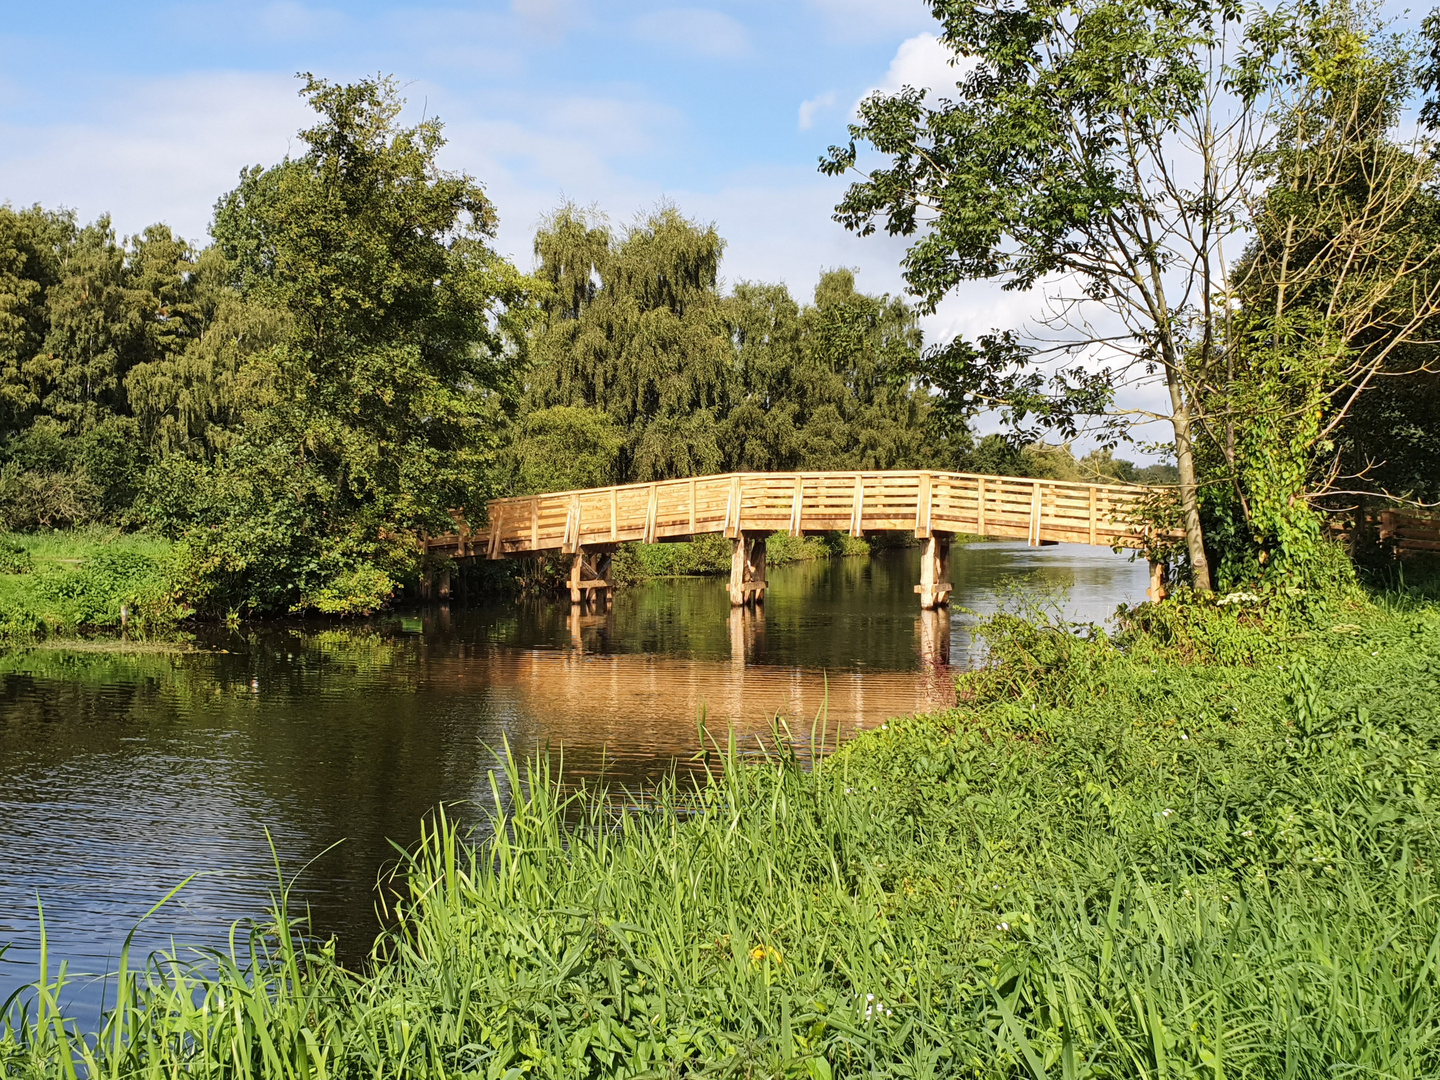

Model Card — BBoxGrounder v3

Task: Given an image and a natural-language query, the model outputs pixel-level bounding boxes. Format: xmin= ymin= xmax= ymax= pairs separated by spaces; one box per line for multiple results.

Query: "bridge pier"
xmin=914 ymin=532 xmax=953 ymax=610
xmin=729 ymin=531 xmax=769 ymax=607
xmin=569 ymin=546 xmax=615 ymax=610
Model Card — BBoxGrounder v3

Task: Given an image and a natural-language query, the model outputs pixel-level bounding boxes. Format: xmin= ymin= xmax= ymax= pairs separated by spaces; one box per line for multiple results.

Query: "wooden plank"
xmin=644 ymin=483 xmax=659 ymax=544
xmin=977 ymin=477 xmax=986 ymax=536
xmin=914 ymin=471 xmax=932 ymax=538
xmin=488 ymin=507 xmax=504 ymax=559
xmin=610 ymin=487 xmax=618 ymax=542
xmin=1029 ymin=484 xmax=1042 ymax=546
xmin=850 ymin=473 xmax=865 ymax=537
xmin=688 ymin=477 xmax=697 ymax=534
xmin=531 ymin=497 xmax=539 ymax=550
xmin=726 ymin=475 xmax=742 ymax=538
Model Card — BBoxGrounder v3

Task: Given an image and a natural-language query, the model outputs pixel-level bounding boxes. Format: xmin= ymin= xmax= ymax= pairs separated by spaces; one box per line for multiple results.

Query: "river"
xmin=0 ymin=541 xmax=1147 ymax=1018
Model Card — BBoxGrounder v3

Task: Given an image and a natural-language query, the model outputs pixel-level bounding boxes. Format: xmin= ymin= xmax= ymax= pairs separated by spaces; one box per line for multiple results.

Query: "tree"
xmin=212 ymin=74 xmax=533 ymax=532
xmin=1213 ymin=8 xmax=1440 ymax=583
xmin=526 ymin=204 xmax=733 ymax=482
xmin=823 ymin=0 xmax=1297 ymax=590
xmin=824 ymin=0 xmax=1440 ymax=591
xmin=141 ymin=73 xmax=536 ymax=614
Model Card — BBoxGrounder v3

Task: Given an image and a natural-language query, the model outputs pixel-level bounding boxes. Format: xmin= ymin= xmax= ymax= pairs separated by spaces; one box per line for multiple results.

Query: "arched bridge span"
xmin=424 ymin=470 xmax=1177 ymax=610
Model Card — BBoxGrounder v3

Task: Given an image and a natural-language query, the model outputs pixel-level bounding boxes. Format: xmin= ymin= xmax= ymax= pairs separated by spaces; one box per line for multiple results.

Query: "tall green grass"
xmin=4 ymin=595 xmax=1440 ymax=1077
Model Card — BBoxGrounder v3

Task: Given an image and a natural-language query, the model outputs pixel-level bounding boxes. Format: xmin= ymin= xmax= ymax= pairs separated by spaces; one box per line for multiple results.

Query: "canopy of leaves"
xmin=515 ymin=204 xmax=964 ymax=489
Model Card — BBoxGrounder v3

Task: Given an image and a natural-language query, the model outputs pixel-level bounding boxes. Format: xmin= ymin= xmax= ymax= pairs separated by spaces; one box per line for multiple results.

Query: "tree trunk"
xmin=1168 ymin=385 xmax=1213 ymax=592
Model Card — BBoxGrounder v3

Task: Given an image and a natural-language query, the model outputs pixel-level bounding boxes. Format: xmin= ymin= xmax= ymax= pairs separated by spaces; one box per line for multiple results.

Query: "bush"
xmin=0 ymin=541 xmax=33 ymax=575
xmin=294 ymin=564 xmax=397 ymax=616
xmin=0 ymin=463 xmax=97 ymax=531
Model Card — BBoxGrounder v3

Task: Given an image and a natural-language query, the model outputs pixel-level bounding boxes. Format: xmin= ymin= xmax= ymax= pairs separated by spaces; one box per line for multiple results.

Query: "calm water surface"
xmin=0 ymin=542 xmax=1146 ymax=1016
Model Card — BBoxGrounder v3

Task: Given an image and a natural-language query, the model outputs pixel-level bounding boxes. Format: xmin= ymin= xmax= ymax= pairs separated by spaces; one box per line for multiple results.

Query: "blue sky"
xmin=0 ymin=0 xmax=969 ymax=310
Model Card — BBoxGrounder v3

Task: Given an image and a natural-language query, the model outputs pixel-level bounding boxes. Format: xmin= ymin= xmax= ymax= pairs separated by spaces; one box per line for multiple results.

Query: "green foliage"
xmin=209 ymin=74 xmax=534 ymax=564
xmin=0 ymin=540 xmax=32 ymax=574
xmin=1201 ymin=5 xmax=1440 ymax=587
xmin=294 ymin=564 xmax=396 ymax=616
xmin=506 ymin=404 xmax=626 ymax=495
xmin=6 ymin=598 xmax=1440 ymax=1075
xmin=524 ymin=205 xmax=962 ymax=483
xmin=0 ymin=529 xmax=185 ymax=641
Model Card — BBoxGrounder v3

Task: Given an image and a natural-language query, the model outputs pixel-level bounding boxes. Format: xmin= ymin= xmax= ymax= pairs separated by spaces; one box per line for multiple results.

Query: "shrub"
xmin=0 ymin=541 xmax=33 ymax=575
xmin=0 ymin=463 xmax=97 ymax=531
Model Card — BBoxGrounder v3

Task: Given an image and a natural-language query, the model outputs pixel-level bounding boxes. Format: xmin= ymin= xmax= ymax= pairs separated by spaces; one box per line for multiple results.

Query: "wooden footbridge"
xmin=423 ymin=470 xmax=1175 ymax=608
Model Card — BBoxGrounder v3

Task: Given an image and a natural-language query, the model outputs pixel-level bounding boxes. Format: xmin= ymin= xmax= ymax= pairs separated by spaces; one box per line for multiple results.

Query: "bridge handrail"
xmin=426 ymin=469 xmax=1179 ymax=559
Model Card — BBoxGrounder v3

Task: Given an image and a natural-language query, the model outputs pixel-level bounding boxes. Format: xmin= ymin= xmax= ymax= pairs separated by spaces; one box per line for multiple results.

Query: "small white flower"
xmin=845 ymin=787 xmax=855 ymax=795
xmin=1242 ymin=829 xmax=1254 ymax=837
xmin=1161 ymin=808 xmax=1174 ymax=818
xmin=996 ymin=922 xmax=1010 ymax=932
xmin=1180 ymin=733 xmax=1189 ymax=741
xmin=1371 ymin=651 xmax=1379 ymax=657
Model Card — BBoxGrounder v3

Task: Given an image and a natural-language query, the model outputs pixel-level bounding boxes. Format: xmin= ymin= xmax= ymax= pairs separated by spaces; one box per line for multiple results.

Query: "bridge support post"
xmin=569 ymin=546 xmax=615 ymax=610
xmin=729 ymin=531 xmax=768 ymax=607
xmin=1147 ymin=559 xmax=1167 ymax=603
xmin=915 ymin=532 xmax=953 ymax=610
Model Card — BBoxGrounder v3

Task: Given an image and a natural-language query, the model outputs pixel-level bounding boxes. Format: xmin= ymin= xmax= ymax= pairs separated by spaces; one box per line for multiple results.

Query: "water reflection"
xmin=0 ymin=542 xmax=1147 ymax=1020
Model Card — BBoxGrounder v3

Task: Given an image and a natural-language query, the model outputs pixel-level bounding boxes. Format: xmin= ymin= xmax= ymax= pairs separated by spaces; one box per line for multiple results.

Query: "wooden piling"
xmin=915 ymin=532 xmax=953 ymax=610
xmin=1148 ymin=559 xmax=1167 ymax=603
xmin=729 ymin=531 xmax=768 ymax=607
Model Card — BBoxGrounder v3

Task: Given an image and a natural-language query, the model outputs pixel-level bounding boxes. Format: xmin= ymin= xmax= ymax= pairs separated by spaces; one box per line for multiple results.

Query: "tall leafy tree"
xmin=823 ymin=0 xmax=1440 ymax=590
xmin=822 ymin=0 xmax=1280 ymax=589
xmin=212 ymin=74 xmax=533 ymax=530
xmin=525 ymin=204 xmax=731 ymax=482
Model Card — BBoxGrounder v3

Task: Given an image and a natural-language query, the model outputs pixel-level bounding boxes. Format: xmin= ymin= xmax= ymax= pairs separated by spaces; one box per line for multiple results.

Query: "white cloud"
xmin=0 ymin=72 xmax=310 ymax=242
xmin=632 ymin=8 xmax=750 ymax=59
xmin=797 ymin=91 xmax=835 ymax=131
xmin=872 ymin=32 xmax=964 ymax=99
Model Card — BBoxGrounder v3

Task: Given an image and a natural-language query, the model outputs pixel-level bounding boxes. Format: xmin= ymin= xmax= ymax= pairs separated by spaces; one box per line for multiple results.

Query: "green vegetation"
xmin=611 ymin=531 xmax=884 ymax=584
xmin=826 ymin=0 xmax=1440 ymax=592
xmin=5 ymin=586 xmax=1439 ymax=1076
xmin=0 ymin=528 xmax=183 ymax=642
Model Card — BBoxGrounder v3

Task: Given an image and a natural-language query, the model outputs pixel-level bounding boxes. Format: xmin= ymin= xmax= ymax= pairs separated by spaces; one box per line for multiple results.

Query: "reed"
xmin=4 ymin=597 xmax=1439 ymax=1077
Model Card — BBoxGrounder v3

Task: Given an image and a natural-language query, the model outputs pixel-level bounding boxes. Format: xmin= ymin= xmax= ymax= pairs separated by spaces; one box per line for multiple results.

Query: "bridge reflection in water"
xmin=414 ymin=606 xmax=957 ymax=777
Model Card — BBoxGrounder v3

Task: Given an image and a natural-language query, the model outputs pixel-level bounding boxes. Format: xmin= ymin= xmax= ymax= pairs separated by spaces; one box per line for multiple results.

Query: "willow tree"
xmin=524 ymin=204 xmax=732 ymax=482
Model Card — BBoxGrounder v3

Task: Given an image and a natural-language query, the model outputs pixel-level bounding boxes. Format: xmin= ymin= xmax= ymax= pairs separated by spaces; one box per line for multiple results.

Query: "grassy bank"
xmin=5 ymin=588 xmax=1440 ymax=1076
xmin=0 ymin=529 xmax=186 ymax=644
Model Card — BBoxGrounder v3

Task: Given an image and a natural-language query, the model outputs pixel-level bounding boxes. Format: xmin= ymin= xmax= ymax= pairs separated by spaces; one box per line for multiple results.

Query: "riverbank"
xmin=5 ymin=583 xmax=1438 ymax=1076
xmin=0 ymin=529 xmax=187 ymax=643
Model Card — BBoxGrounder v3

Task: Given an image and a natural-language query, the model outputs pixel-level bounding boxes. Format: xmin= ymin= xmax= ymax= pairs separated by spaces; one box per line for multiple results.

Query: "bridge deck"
xmin=425 ymin=470 xmax=1173 ymax=560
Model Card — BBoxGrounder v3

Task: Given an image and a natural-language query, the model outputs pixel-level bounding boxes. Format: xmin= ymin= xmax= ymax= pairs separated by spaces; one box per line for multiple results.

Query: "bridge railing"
xmin=425 ymin=470 xmax=1177 ymax=560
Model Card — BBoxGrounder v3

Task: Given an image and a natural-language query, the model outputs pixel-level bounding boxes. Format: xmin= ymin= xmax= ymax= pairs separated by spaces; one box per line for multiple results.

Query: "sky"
xmin=0 ymin=0 xmax=1152 ymax=448
xmin=0 ymin=1 xmax=964 ymax=302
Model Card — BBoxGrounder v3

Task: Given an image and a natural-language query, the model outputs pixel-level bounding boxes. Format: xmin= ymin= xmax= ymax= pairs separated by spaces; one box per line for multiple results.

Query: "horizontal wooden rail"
xmin=424 ymin=470 xmax=1177 ymax=560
